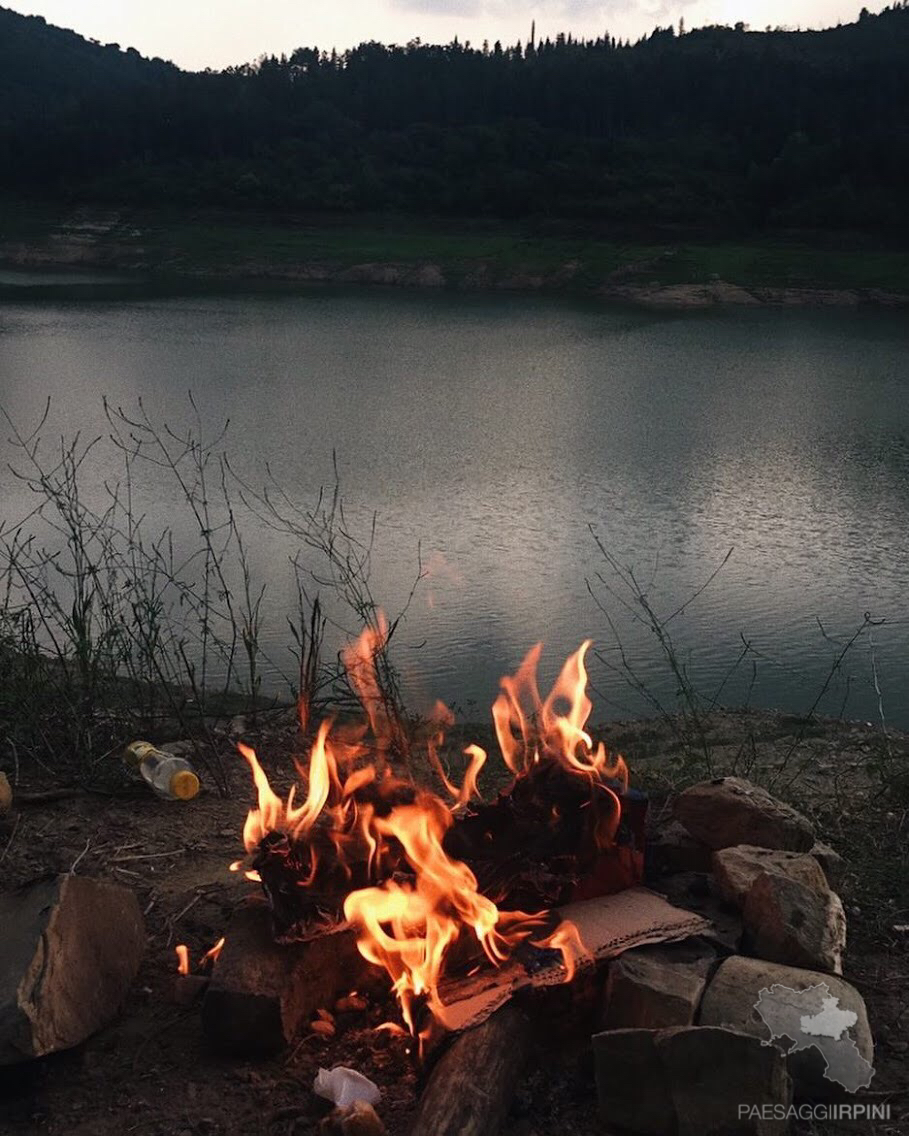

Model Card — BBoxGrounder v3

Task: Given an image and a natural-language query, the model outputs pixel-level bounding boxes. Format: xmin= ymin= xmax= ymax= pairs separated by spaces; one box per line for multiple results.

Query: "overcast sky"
xmin=7 ymin=0 xmax=882 ymax=70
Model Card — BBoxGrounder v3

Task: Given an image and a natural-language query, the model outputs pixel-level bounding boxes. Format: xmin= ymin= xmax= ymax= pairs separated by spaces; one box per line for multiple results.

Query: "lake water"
xmin=1 ymin=279 xmax=908 ymax=728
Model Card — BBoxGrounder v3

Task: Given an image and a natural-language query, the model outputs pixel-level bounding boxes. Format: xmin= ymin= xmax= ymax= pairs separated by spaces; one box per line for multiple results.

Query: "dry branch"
xmin=410 ymin=1003 xmax=531 ymax=1136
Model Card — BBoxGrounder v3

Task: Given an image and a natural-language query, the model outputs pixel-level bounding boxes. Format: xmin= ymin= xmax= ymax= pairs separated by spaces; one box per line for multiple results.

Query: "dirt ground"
xmin=0 ymin=708 xmax=907 ymax=1136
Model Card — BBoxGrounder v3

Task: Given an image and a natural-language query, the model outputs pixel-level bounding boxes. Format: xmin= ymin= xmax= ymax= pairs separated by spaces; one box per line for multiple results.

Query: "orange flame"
xmin=343 ymin=792 xmax=503 ymax=1036
xmin=175 ymin=944 xmax=190 ymax=976
xmin=230 ymin=631 xmax=625 ymax=1049
xmin=492 ymin=640 xmax=628 ymax=846
xmin=494 ymin=640 xmax=627 ymax=781
xmin=341 ymin=616 xmax=399 ymax=758
xmin=201 ymin=936 xmax=225 ymax=967
xmin=238 ymin=719 xmax=341 ymax=853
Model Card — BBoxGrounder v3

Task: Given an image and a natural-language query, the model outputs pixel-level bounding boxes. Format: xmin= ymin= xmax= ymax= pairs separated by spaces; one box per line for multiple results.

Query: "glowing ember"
xmin=229 ymin=631 xmax=629 ymax=1050
xmin=175 ymin=943 xmax=190 ymax=976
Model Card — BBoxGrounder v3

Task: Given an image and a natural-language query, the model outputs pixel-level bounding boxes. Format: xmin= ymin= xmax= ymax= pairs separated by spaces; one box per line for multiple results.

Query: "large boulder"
xmin=0 ymin=875 xmax=145 ymax=1064
xmin=713 ymin=845 xmax=829 ymax=908
xmin=674 ymin=778 xmax=814 ymax=851
xmin=661 ymin=1027 xmax=792 ymax=1136
xmin=699 ymin=955 xmax=874 ymax=1099
xmin=743 ymin=872 xmax=846 ymax=975
xmin=593 ymin=1025 xmax=792 ymax=1135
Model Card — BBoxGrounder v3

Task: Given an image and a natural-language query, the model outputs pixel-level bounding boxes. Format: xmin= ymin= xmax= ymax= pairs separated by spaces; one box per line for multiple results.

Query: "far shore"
xmin=2 ymin=205 xmax=907 ymax=310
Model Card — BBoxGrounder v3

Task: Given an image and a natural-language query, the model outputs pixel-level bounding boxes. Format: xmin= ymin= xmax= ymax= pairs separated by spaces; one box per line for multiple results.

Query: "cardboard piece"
xmin=440 ymin=887 xmax=712 ymax=1032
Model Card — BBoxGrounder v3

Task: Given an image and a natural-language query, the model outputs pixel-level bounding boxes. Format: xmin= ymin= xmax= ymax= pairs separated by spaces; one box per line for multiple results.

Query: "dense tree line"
xmin=1 ymin=3 xmax=907 ymax=232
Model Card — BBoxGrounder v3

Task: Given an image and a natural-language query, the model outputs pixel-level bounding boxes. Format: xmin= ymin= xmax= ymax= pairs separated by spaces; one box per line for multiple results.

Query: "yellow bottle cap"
xmin=170 ymin=771 xmax=200 ymax=800
xmin=124 ymin=741 xmax=155 ymax=769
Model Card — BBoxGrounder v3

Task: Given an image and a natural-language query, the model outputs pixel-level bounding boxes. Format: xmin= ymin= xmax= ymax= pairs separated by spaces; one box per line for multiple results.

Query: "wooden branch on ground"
xmin=14 ymin=787 xmax=88 ymax=804
xmin=409 ymin=1003 xmax=531 ymax=1136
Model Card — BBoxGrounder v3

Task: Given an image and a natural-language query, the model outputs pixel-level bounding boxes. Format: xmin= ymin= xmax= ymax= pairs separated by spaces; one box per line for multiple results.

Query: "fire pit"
xmin=216 ymin=633 xmax=647 ymax=1054
xmin=0 ymin=623 xmax=878 ymax=1136
xmin=182 ymin=627 xmax=873 ymax=1135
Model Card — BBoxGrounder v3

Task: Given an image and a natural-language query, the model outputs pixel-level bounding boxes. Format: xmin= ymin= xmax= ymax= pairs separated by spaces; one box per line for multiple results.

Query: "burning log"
xmin=409 ymin=1004 xmax=530 ymax=1136
xmin=443 ymin=770 xmax=646 ymax=911
xmin=228 ymin=635 xmax=642 ymax=1052
xmin=253 ymin=771 xmax=646 ymax=941
xmin=253 ymin=779 xmax=418 ymax=942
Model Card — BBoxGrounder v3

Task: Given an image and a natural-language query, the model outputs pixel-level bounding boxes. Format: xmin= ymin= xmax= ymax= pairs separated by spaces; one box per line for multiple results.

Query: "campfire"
xmin=1 ymin=616 xmax=873 ymax=1136
xmin=226 ymin=628 xmax=637 ymax=1053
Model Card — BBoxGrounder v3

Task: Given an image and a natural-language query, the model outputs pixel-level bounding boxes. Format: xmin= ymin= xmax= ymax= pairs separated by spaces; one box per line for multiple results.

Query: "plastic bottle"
xmin=124 ymin=741 xmax=200 ymax=801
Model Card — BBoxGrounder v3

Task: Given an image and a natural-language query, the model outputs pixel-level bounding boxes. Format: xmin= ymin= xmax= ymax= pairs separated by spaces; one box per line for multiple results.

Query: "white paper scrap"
xmin=314 ymin=1065 xmax=382 ymax=1110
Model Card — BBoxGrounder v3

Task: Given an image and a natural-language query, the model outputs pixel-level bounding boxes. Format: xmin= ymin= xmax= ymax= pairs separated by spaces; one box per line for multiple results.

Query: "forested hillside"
xmin=1 ymin=3 xmax=907 ymax=232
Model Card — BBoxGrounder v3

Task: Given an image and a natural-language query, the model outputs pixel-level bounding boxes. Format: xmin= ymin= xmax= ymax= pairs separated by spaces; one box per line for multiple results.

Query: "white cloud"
xmin=7 ymin=0 xmax=885 ymax=71
xmin=389 ymin=0 xmax=688 ymax=38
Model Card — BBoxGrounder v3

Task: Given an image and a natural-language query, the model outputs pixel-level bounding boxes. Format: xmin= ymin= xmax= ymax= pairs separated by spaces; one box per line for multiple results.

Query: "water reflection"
xmin=1 ymin=286 xmax=907 ymax=724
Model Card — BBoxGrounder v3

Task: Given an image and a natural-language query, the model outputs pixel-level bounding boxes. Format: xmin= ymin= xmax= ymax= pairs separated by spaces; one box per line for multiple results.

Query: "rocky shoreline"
xmin=2 ymin=231 xmax=907 ymax=310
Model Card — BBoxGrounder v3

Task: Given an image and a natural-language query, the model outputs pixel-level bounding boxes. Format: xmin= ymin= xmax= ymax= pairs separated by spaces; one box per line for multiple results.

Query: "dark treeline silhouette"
xmin=1 ymin=3 xmax=907 ymax=232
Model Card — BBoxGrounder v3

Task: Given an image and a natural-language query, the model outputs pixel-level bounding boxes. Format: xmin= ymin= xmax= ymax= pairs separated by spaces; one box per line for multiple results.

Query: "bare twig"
xmin=111 ymin=849 xmax=186 ymax=863
xmin=772 ymin=614 xmax=874 ymax=792
xmin=869 ymin=621 xmax=893 ymax=763
xmin=68 ymin=836 xmax=93 ymax=874
xmin=16 ymin=788 xmax=89 ymax=804
xmin=165 ymin=891 xmax=206 ymax=945
xmin=587 ymin=530 xmax=736 ymax=775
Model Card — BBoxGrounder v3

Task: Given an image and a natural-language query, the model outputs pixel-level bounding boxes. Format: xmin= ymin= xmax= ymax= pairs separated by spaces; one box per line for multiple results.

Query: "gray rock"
xmin=674 ymin=778 xmax=815 ymax=851
xmin=810 ymin=841 xmax=845 ymax=890
xmin=411 ymin=264 xmax=445 ymax=288
xmin=660 ymin=1026 xmax=792 ymax=1135
xmin=743 ymin=871 xmax=846 ymax=975
xmin=339 ymin=263 xmax=402 ymax=286
xmin=0 ymin=875 xmax=145 ymax=1064
xmin=202 ymin=897 xmax=366 ymax=1056
xmin=592 ymin=1028 xmax=674 ymax=1136
xmin=647 ymin=819 xmax=714 ymax=876
xmin=713 ymin=845 xmax=829 ymax=908
xmin=593 ymin=1025 xmax=792 ymax=1135
xmin=654 ymin=871 xmax=744 ymax=953
xmin=601 ymin=941 xmax=717 ymax=1029
xmin=699 ymin=955 xmax=874 ymax=1099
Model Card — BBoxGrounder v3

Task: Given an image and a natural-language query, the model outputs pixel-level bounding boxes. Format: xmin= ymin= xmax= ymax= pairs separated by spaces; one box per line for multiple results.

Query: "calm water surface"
xmin=1 ymin=281 xmax=908 ymax=726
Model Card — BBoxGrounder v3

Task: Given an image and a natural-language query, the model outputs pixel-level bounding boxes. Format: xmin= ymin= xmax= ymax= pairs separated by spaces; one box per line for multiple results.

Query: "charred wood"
xmin=252 ymin=761 xmax=646 ymax=940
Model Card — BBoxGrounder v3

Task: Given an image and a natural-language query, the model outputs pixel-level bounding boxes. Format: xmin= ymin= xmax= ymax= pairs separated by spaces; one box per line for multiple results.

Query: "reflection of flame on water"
xmin=231 ymin=623 xmax=628 ymax=1053
xmin=423 ymin=550 xmax=466 ymax=611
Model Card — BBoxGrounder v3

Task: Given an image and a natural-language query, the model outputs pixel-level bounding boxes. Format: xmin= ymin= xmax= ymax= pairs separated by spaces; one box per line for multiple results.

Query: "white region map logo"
xmin=754 ymin=982 xmax=875 ymax=1094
